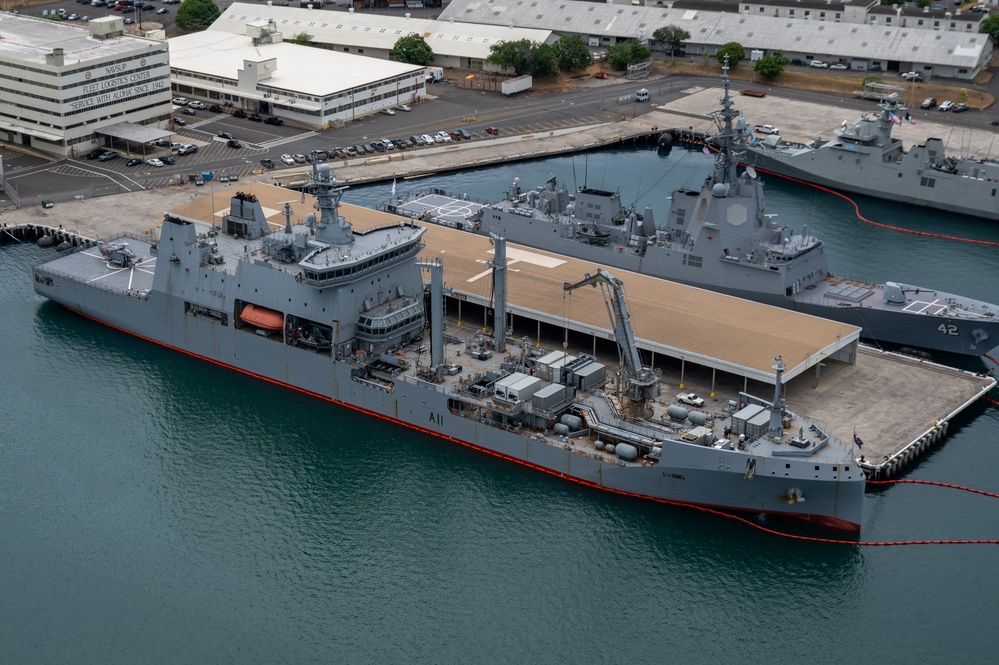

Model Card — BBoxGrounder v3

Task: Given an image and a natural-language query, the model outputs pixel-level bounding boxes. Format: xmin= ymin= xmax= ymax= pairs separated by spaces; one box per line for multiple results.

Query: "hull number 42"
xmin=938 ymin=324 xmax=959 ymax=336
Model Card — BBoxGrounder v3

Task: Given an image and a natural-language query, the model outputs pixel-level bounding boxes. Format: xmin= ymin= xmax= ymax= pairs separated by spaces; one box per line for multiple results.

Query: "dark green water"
xmin=3 ymin=146 xmax=999 ymax=664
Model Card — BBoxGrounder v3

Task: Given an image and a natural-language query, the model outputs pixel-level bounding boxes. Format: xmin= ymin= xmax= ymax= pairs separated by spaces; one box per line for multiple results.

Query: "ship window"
xmin=785 ymin=464 xmax=791 ymax=469
xmin=814 ymin=465 xmax=820 ymax=470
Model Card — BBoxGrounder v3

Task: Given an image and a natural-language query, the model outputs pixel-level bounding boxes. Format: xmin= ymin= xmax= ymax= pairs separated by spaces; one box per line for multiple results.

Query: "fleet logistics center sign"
xmin=65 ymin=54 xmax=170 ymax=112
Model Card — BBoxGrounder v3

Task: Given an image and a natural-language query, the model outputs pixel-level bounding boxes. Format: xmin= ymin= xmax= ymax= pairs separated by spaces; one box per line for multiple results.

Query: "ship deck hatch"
xmin=826 ymin=283 xmax=874 ymax=303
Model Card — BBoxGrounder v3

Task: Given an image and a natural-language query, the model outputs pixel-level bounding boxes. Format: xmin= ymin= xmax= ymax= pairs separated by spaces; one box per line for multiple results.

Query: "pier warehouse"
xmin=167 ymin=21 xmax=426 ymax=129
xmin=211 ymin=3 xmax=555 ymax=71
xmin=0 ymin=13 xmax=171 ymax=159
xmin=441 ymin=0 xmax=992 ymax=79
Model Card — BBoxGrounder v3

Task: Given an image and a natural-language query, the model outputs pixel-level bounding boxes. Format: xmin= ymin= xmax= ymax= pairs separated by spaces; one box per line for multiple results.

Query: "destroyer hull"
xmin=33 ymin=274 xmax=865 ymax=532
xmin=745 ymin=151 xmax=999 ymax=221
xmin=462 ymin=216 xmax=999 ymax=356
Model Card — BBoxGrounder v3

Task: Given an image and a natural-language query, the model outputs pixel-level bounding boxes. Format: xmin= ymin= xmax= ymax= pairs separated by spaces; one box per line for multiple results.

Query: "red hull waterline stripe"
xmin=67 ymin=307 xmax=999 ymax=546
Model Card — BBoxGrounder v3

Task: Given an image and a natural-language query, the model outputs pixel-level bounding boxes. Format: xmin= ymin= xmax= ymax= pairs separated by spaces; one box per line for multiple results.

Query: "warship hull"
xmin=35 ymin=276 xmax=863 ymax=531
xmin=744 ymin=154 xmax=999 ymax=221
xmin=390 ymin=194 xmax=999 ymax=357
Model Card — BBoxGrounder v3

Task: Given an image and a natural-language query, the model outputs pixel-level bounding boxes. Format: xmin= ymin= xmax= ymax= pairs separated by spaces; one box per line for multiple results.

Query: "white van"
xmin=635 ymin=89 xmax=649 ymax=102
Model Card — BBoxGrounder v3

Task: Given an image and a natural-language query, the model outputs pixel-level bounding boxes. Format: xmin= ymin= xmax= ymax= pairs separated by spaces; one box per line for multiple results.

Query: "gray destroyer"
xmin=744 ymin=94 xmax=999 ymax=221
xmin=383 ymin=74 xmax=999 ymax=357
xmin=31 ymin=161 xmax=865 ymax=532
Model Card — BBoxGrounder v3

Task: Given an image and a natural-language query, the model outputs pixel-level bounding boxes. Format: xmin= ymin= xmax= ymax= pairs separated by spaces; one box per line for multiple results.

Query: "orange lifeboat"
xmin=240 ymin=304 xmax=283 ymax=331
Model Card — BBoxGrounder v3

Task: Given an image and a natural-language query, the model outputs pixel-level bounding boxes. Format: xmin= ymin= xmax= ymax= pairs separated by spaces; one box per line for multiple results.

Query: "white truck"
xmin=501 ymin=75 xmax=533 ymax=97
xmin=753 ymin=124 xmax=780 ymax=135
xmin=425 ymin=67 xmax=444 ymax=83
xmin=677 ymin=393 xmax=705 ymax=408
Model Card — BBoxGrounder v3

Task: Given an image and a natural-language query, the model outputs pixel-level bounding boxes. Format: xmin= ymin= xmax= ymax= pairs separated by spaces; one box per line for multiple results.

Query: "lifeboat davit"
xmin=240 ymin=304 xmax=283 ymax=331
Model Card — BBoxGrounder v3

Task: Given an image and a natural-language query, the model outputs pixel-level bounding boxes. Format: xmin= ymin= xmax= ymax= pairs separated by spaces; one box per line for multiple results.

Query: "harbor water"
xmin=3 ymin=145 xmax=999 ymax=664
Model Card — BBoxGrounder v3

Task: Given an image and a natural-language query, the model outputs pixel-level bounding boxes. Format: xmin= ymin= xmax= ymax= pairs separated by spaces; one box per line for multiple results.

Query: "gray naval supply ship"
xmin=743 ymin=93 xmax=999 ymax=221
xmin=31 ymin=161 xmax=865 ymax=532
xmin=383 ymin=67 xmax=999 ymax=357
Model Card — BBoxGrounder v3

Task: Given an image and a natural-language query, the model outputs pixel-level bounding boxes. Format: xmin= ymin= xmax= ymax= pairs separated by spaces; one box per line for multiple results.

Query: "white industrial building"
xmin=0 ymin=13 xmax=172 ymax=159
xmin=211 ymin=3 xmax=555 ymax=70
xmin=168 ymin=19 xmax=427 ymax=129
xmin=441 ymin=0 xmax=992 ymax=79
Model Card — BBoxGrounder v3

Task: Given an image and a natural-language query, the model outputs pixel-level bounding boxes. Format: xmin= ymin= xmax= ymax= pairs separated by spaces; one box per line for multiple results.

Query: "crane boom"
xmin=564 ymin=269 xmax=661 ymax=410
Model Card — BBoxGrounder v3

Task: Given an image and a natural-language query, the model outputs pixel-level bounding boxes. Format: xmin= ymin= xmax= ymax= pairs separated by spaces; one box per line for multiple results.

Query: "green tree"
xmin=175 ymin=0 xmax=220 ymax=33
xmin=487 ymin=39 xmax=559 ymax=77
xmin=715 ymin=42 xmax=746 ymax=67
xmin=392 ymin=34 xmax=435 ymax=66
xmin=916 ymin=0 xmax=931 ymax=7
xmin=651 ymin=25 xmax=690 ymax=64
xmin=290 ymin=32 xmax=313 ymax=47
xmin=983 ymin=15 xmax=999 ymax=42
xmin=606 ymin=40 xmax=651 ymax=70
xmin=752 ymin=51 xmax=790 ymax=80
xmin=553 ymin=35 xmax=592 ymax=72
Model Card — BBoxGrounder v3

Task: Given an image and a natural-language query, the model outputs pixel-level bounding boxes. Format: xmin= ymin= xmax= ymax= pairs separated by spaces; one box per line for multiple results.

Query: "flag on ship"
xmin=392 ymin=177 xmax=397 ymax=197
xmin=853 ymin=429 xmax=864 ymax=449
xmin=905 ymin=112 xmax=916 ymax=125
xmin=888 ymin=112 xmax=902 ymax=126
xmin=703 ymin=145 xmax=711 ymax=155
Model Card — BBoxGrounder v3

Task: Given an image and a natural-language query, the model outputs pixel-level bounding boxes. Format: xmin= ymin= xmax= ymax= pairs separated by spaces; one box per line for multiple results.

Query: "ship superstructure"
xmin=32 ymin=161 xmax=866 ymax=532
xmin=383 ymin=67 xmax=999 ymax=357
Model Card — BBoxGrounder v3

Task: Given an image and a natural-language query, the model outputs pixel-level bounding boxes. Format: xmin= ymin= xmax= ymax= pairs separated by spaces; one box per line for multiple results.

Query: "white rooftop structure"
xmin=440 ymin=0 xmax=991 ymax=78
xmin=212 ymin=3 xmax=555 ymax=69
xmin=168 ymin=27 xmax=426 ymax=127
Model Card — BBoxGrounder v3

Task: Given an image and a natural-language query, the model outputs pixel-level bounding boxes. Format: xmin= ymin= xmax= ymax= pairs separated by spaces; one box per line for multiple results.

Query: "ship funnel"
xmin=490 ymin=233 xmax=508 ymax=353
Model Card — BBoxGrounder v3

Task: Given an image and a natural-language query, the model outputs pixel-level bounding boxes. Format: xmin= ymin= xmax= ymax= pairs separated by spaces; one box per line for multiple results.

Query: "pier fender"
xmin=55 ymin=241 xmax=73 ymax=252
xmin=37 ymin=235 xmax=55 ymax=248
xmin=657 ymin=133 xmax=673 ymax=149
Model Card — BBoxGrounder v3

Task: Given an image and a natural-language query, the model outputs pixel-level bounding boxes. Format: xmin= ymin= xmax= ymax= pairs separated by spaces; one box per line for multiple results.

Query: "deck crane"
xmin=563 ymin=269 xmax=661 ymax=416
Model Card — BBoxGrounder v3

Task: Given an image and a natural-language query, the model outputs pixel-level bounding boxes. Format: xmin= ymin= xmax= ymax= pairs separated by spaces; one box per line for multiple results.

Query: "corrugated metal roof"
xmin=439 ymin=0 xmax=988 ymax=67
xmin=213 ymin=2 xmax=555 ymax=59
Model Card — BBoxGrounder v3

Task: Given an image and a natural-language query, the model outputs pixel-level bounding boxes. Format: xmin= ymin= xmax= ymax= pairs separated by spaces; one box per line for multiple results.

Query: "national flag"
xmin=392 ymin=176 xmax=397 ymax=197
xmin=853 ymin=429 xmax=864 ymax=449
xmin=888 ymin=112 xmax=901 ymax=126
xmin=300 ymin=189 xmax=305 ymax=204
xmin=703 ymin=145 xmax=711 ymax=156
xmin=905 ymin=112 xmax=916 ymax=125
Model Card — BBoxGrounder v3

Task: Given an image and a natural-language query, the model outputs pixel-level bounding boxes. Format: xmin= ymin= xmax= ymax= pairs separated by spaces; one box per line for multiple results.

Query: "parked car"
xmin=869 ymin=64 xmax=883 ymax=71
xmin=344 ymin=146 xmax=358 ymax=157
xmin=830 ymin=63 xmax=847 ymax=71
xmin=395 ymin=104 xmax=411 ymax=112
xmin=181 ymin=107 xmax=196 ymax=116
xmin=227 ymin=138 xmax=242 ymax=149
xmin=409 ymin=135 xmax=425 ymax=146
xmin=232 ymin=109 xmax=247 ymax=118
xmin=292 ymin=154 xmax=307 ymax=163
xmin=125 ymin=158 xmax=142 ymax=167
xmin=952 ymin=103 xmax=970 ymax=113
xmin=921 ymin=98 xmax=937 ymax=109
xmin=209 ymin=104 xmax=223 ymax=113
xmin=247 ymin=113 xmax=262 ymax=122
xmin=172 ymin=97 xmax=188 ymax=105
xmin=901 ymin=71 xmax=924 ymax=82
xmin=155 ymin=7 xmax=168 ymax=13
xmin=188 ymin=100 xmax=206 ymax=110
xmin=485 ymin=127 xmax=500 ymax=135
xmin=218 ymin=131 xmax=236 ymax=140
xmin=160 ymin=155 xmax=175 ymax=165
xmin=420 ymin=134 xmax=435 ymax=145
xmin=458 ymin=129 xmax=472 ymax=140
xmin=86 ymin=148 xmax=106 ymax=160
xmin=371 ymin=141 xmax=386 ymax=152
xmin=280 ymin=154 xmax=296 ymax=165
xmin=263 ymin=116 xmax=284 ymax=126
xmin=176 ymin=144 xmax=197 ymax=155
xmin=379 ymin=108 xmax=396 ymax=116
xmin=146 ymin=158 xmax=164 ymax=167
xmin=172 ymin=116 xmax=186 ymax=126
xmin=379 ymin=138 xmax=394 ymax=150
xmin=122 ymin=17 xmax=134 ymax=24
xmin=809 ymin=61 xmax=828 ymax=68
xmin=939 ymin=100 xmax=954 ymax=111
xmin=435 ymin=131 xmax=452 ymax=143
xmin=259 ymin=158 xmax=275 ymax=169
xmin=448 ymin=131 xmax=462 ymax=141
xmin=98 ymin=151 xmax=118 ymax=161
